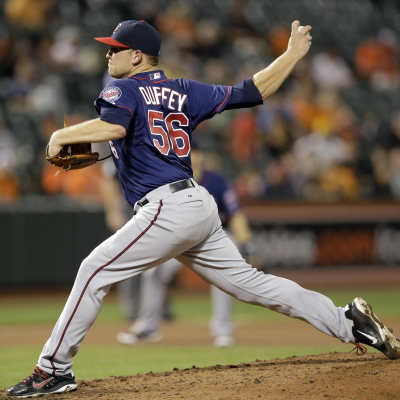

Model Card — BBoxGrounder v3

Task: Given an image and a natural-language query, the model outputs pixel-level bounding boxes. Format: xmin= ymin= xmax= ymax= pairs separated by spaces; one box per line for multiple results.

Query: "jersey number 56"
xmin=148 ymin=110 xmax=190 ymax=157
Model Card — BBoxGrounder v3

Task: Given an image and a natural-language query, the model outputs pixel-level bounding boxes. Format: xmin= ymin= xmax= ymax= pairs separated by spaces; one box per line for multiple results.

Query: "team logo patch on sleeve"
xmin=149 ymin=72 xmax=161 ymax=80
xmin=100 ymin=86 xmax=122 ymax=104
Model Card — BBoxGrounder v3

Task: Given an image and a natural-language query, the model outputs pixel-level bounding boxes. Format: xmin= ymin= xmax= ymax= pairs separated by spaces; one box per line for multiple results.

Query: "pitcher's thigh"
xmin=176 ymin=227 xmax=258 ymax=298
xmin=77 ymin=205 xmax=189 ymax=286
xmin=177 ymin=227 xmax=318 ymax=314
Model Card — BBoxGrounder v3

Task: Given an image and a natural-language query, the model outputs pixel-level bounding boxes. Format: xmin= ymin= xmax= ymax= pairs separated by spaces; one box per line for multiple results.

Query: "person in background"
xmin=116 ymin=141 xmax=254 ymax=347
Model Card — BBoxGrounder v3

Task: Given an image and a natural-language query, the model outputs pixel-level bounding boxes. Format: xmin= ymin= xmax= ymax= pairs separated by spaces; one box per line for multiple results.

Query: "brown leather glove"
xmin=46 ymin=143 xmax=99 ymax=172
xmin=46 ymin=113 xmax=100 ymax=173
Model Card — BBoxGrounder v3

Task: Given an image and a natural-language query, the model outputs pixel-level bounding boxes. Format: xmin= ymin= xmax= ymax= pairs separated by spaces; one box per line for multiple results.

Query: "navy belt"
xmin=134 ymin=179 xmax=194 ymax=214
xmin=169 ymin=178 xmax=195 ymax=193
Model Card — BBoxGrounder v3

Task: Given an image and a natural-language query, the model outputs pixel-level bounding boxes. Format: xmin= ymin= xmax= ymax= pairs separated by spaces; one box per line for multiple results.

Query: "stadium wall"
xmin=0 ymin=201 xmax=399 ymax=288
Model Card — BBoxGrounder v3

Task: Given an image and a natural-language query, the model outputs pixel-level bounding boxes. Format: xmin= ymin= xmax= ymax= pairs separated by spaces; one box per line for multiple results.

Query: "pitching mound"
xmin=2 ymin=352 xmax=399 ymax=400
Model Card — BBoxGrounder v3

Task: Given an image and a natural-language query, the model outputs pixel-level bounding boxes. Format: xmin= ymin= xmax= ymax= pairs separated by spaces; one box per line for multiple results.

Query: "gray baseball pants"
xmin=133 ymin=257 xmax=234 ymax=338
xmin=38 ymin=180 xmax=355 ymax=376
xmin=117 ymin=274 xmax=141 ymax=321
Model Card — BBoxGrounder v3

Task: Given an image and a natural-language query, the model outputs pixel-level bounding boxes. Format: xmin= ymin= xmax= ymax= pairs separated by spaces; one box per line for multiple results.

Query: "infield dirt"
xmin=1 ymin=353 xmax=399 ymax=400
xmin=1 ymin=279 xmax=400 ymax=399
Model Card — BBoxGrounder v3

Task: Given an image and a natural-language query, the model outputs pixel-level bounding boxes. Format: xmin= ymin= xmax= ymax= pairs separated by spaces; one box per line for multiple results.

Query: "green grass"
xmin=0 ymin=287 xmax=399 ymax=388
xmin=1 ymin=287 xmax=399 ymax=326
xmin=1 ymin=343 xmax=349 ymax=388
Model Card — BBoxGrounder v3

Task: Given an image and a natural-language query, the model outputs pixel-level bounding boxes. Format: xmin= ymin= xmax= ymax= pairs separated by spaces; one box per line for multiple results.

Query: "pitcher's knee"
xmin=232 ymin=290 xmax=260 ymax=304
xmin=76 ymin=255 xmax=99 ymax=280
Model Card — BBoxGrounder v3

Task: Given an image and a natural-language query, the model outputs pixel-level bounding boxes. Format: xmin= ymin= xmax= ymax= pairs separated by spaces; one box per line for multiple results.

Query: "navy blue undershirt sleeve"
xmin=224 ymin=77 xmax=263 ymax=110
xmin=94 ymin=98 xmax=132 ymax=129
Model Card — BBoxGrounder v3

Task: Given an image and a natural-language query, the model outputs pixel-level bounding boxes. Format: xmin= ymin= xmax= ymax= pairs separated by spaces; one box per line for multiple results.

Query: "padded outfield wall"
xmin=0 ymin=200 xmax=399 ymax=288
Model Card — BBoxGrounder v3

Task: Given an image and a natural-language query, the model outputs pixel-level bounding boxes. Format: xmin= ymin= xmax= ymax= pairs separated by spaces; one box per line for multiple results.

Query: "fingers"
xmin=48 ymin=143 xmax=63 ymax=158
xmin=300 ymin=25 xmax=312 ymax=36
xmin=288 ymin=21 xmax=312 ymax=56
xmin=292 ymin=21 xmax=312 ymax=37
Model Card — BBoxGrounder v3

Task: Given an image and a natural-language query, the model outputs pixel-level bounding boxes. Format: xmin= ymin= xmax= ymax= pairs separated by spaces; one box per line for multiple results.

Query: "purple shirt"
xmin=199 ymin=170 xmax=240 ymax=226
xmin=94 ymin=70 xmax=262 ymax=206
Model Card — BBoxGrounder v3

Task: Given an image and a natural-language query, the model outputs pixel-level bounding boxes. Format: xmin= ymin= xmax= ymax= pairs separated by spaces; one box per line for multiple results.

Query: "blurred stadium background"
xmin=1 ymin=0 xmax=400 ymax=388
xmin=0 ymin=0 xmax=399 ymax=287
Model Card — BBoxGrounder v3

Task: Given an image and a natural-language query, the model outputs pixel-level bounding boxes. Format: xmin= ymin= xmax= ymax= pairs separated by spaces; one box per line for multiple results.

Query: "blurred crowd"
xmin=1 ymin=0 xmax=400 ymax=206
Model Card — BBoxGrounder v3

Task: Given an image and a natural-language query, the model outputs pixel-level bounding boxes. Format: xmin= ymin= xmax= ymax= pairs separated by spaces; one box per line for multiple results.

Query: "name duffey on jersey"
xmin=95 ymin=70 xmax=231 ymax=206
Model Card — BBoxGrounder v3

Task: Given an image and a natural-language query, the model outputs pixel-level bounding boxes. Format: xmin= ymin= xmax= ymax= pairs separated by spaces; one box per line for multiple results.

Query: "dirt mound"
xmin=2 ymin=352 xmax=399 ymax=400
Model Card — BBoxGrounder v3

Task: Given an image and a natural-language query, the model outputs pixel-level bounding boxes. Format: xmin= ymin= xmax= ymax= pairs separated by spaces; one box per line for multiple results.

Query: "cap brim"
xmin=94 ymin=37 xmax=130 ymax=48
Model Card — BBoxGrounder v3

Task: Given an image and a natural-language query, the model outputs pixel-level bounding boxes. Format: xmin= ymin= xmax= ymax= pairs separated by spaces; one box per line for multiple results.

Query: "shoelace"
xmin=350 ymin=341 xmax=368 ymax=355
xmin=22 ymin=367 xmax=49 ymax=383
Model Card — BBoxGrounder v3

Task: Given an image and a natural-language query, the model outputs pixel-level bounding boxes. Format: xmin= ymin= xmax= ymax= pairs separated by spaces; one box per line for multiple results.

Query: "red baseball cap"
xmin=95 ymin=20 xmax=161 ymax=57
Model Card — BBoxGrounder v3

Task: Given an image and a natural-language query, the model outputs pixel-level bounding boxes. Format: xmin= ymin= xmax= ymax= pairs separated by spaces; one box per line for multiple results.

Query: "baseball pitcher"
xmin=7 ymin=19 xmax=399 ymax=398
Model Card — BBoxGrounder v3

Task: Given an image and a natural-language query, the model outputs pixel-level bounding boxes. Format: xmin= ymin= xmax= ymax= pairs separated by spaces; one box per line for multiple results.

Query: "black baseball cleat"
xmin=345 ymin=297 xmax=400 ymax=359
xmin=6 ymin=367 xmax=78 ymax=398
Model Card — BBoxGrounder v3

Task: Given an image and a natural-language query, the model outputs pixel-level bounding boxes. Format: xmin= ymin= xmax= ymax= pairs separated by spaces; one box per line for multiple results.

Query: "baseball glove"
xmin=46 ymin=114 xmax=99 ymax=174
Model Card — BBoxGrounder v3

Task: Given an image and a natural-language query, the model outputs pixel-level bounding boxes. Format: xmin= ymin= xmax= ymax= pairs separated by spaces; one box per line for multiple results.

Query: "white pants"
xmin=134 ymin=258 xmax=234 ymax=338
xmin=38 ymin=180 xmax=354 ymax=375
